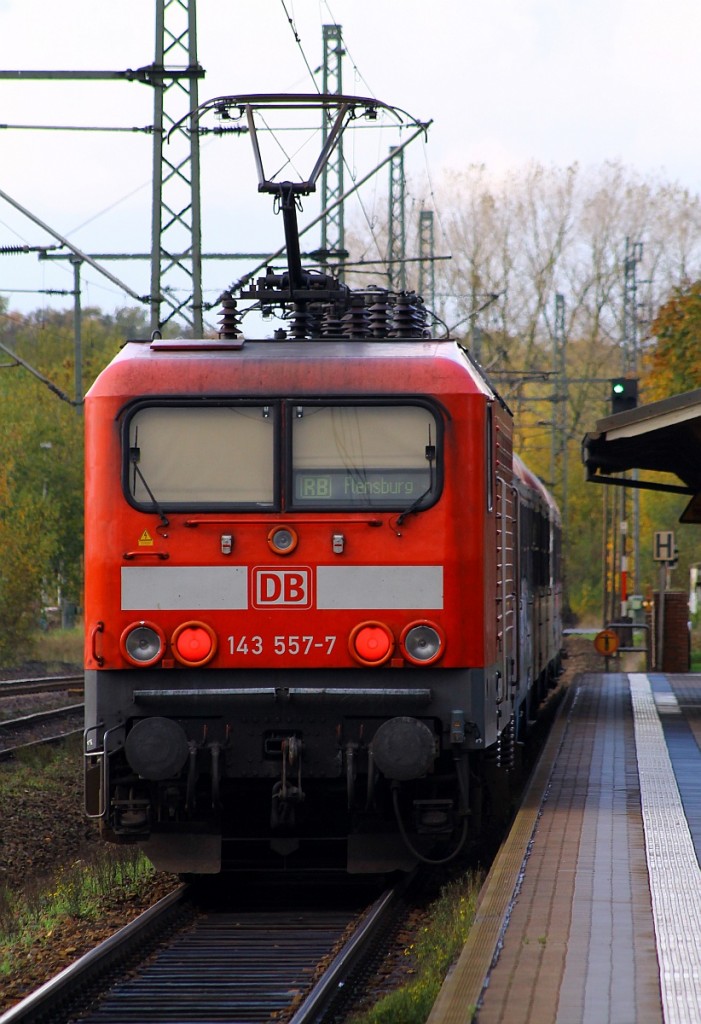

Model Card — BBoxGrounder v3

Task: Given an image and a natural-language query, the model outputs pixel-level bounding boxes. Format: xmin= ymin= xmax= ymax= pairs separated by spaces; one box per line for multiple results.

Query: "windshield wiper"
xmin=129 ymin=445 xmax=170 ymax=534
xmin=396 ymin=429 xmax=436 ymax=527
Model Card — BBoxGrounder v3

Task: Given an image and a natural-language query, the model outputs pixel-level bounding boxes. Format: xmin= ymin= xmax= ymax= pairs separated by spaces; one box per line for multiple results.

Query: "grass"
xmin=32 ymin=624 xmax=83 ymax=667
xmin=0 ymin=736 xmax=155 ymax=969
xmin=347 ymin=871 xmax=483 ymax=1024
xmin=4 ymin=738 xmax=79 ymax=792
xmin=0 ymin=847 xmax=155 ymax=977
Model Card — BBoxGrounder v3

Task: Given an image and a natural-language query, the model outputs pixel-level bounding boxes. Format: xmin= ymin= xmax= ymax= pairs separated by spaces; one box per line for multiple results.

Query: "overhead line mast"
xmin=320 ymin=25 xmax=346 ymax=280
xmin=150 ymin=0 xmax=205 ymax=335
xmin=388 ymin=146 xmax=407 ymax=291
xmin=0 ymin=0 xmax=206 ymax=335
xmin=2 ymin=6 xmax=428 ymax=340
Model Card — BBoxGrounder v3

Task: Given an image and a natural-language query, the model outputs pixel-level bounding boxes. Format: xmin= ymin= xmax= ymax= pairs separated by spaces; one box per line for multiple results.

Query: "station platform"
xmin=428 ymin=671 xmax=701 ymax=1024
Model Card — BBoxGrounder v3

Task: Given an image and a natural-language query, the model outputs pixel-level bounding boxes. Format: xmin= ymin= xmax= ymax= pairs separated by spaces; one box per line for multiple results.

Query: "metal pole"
xmin=610 ymin=486 xmax=619 ymax=626
xmin=225 ymin=122 xmax=429 ymax=299
xmin=150 ymin=0 xmax=165 ymax=332
xmin=418 ymin=209 xmax=435 ymax=309
xmin=70 ymin=256 xmax=82 ymax=412
xmin=602 ymin=485 xmax=608 ymax=627
xmin=0 ymin=185 xmax=145 ymax=301
xmin=321 ymin=24 xmax=345 ymax=279
xmin=657 ymin=563 xmax=666 ymax=670
xmin=387 ymin=146 xmax=406 ymax=291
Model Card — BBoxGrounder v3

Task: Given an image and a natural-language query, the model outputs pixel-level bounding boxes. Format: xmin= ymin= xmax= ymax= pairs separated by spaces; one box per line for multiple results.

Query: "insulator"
xmin=319 ymin=305 xmax=345 ymax=338
xmin=368 ymin=299 xmax=392 ymax=338
xmin=413 ymin=296 xmax=429 ymax=332
xmin=341 ymin=297 xmax=370 ymax=339
xmin=391 ymin=292 xmax=426 ymax=338
xmin=218 ymin=292 xmax=242 ymax=338
xmin=288 ymin=304 xmax=315 ymax=340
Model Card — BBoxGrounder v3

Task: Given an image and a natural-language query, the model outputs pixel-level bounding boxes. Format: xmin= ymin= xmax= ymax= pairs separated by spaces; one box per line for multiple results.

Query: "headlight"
xmin=400 ymin=622 xmax=444 ymax=665
xmin=120 ymin=622 xmax=165 ymax=667
xmin=267 ymin=525 xmax=298 ymax=555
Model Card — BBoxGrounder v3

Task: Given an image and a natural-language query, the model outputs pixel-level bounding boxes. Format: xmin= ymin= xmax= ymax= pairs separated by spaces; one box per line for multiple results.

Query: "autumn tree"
xmin=355 ymin=160 xmax=701 ymax=619
xmin=644 ymin=281 xmax=701 ymax=400
xmin=0 ymin=307 xmax=145 ymax=663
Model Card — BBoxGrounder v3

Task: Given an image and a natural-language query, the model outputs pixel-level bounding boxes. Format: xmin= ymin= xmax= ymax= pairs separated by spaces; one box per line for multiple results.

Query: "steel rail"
xmin=0 ymin=675 xmax=83 ymax=697
xmin=0 ymin=729 xmax=84 ymax=761
xmin=289 ymin=882 xmax=406 ymax=1024
xmin=0 ymin=705 xmax=85 ymax=761
xmin=0 ymin=887 xmax=189 ymax=1024
xmin=0 ymin=704 xmax=84 ymax=732
xmin=0 ymin=881 xmax=406 ymax=1024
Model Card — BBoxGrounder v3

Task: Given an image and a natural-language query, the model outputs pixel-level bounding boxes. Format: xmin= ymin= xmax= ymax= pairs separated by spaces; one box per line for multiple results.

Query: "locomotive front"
xmin=83 ymin=335 xmax=505 ymax=874
xmin=82 ymin=93 xmax=532 ymax=875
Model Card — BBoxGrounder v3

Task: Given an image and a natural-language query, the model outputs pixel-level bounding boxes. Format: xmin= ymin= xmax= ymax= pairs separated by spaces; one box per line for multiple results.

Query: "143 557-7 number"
xmin=227 ymin=635 xmax=337 ymax=656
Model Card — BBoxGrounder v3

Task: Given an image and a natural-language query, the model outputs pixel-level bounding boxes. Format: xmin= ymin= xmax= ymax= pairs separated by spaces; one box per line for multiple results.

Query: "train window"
xmin=125 ymin=405 xmax=276 ymax=508
xmin=289 ymin=404 xmax=440 ymax=510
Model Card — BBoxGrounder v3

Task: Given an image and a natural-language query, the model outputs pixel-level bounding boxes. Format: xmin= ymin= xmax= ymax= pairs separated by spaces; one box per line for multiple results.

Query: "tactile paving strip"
xmin=630 ymin=673 xmax=701 ymax=1024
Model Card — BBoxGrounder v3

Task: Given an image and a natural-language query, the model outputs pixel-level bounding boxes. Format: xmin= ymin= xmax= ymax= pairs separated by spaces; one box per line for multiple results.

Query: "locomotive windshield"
xmin=125 ymin=404 xmax=277 ymax=508
xmin=123 ymin=400 xmax=440 ymax=512
xmin=290 ymin=404 xmax=440 ymax=510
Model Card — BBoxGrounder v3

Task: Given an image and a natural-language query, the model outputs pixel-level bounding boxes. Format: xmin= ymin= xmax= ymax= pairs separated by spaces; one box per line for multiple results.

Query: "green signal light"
xmin=612 ymin=382 xmax=625 ymax=394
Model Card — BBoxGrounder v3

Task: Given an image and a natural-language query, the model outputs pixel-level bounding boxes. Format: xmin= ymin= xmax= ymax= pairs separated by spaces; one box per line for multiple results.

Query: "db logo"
xmin=252 ymin=567 xmax=312 ymax=608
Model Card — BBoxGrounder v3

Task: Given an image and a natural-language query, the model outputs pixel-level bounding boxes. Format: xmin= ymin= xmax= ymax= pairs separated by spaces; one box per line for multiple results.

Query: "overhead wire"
xmin=318 ymin=0 xmax=440 ymax=284
xmin=320 ymin=0 xmax=375 ymax=97
xmin=278 ymin=0 xmax=321 ymax=92
xmin=271 ymin=2 xmax=397 ymax=280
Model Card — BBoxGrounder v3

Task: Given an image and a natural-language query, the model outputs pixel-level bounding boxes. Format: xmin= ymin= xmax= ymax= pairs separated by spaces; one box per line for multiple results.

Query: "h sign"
xmin=653 ymin=531 xmax=675 ymax=562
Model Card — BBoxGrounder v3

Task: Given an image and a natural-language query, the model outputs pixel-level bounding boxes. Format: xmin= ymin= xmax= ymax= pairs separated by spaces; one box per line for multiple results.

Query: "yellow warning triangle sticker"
xmin=138 ymin=530 xmax=154 ymax=546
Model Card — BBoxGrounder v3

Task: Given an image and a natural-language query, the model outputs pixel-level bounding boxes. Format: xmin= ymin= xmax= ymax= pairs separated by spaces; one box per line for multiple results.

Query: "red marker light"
xmin=171 ymin=621 xmax=217 ymax=667
xmin=349 ymin=621 xmax=394 ymax=666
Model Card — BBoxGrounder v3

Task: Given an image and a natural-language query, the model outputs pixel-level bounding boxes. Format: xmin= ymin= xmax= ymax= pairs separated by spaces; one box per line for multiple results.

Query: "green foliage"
xmin=0 ymin=736 xmax=157 ymax=972
xmin=2 ymin=165 xmax=701 ymax=637
xmin=348 ymin=873 xmax=482 ymax=1024
xmin=0 ymin=307 xmax=138 ymax=664
xmin=0 ymin=488 xmax=57 ymax=664
xmin=0 ymin=847 xmax=154 ymax=968
xmin=35 ymin=625 xmax=84 ymax=666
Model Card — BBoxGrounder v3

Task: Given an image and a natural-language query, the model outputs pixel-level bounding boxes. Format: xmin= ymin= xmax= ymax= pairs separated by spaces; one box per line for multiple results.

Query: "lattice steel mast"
xmin=150 ymin=0 xmax=205 ymax=334
xmin=319 ymin=25 xmax=346 ymax=279
xmin=387 ymin=146 xmax=406 ymax=291
xmin=552 ymin=292 xmax=568 ymax=525
xmin=418 ymin=209 xmax=435 ymax=310
xmin=623 ymin=238 xmax=643 ymax=375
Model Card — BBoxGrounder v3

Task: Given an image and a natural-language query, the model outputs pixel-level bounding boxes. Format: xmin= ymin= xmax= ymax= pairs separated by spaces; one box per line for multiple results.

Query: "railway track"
xmin=0 ymin=703 xmax=84 ymax=759
xmin=1 ymin=880 xmax=409 ymax=1024
xmin=0 ymin=674 xmax=83 ymax=697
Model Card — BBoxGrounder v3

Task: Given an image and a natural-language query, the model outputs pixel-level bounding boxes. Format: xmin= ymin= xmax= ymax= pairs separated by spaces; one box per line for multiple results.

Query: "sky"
xmin=0 ymin=0 xmax=700 ymax=323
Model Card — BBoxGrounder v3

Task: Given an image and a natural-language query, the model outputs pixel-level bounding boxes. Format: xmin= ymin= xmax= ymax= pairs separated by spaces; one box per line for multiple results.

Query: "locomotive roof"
xmin=86 ymin=336 xmax=500 ymax=404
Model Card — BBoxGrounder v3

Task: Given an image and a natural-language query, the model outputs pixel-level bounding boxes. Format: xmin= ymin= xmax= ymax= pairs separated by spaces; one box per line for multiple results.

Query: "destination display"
xmin=292 ymin=468 xmax=432 ymax=506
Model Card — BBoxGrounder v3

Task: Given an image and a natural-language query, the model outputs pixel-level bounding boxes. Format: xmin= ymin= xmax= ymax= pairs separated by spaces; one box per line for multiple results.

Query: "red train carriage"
xmin=82 ymin=93 xmax=562 ymax=874
xmin=83 ymin=335 xmax=561 ymax=873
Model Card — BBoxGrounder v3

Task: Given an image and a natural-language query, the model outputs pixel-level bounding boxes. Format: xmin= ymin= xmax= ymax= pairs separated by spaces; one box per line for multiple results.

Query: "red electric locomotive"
xmin=83 ymin=96 xmax=562 ymax=874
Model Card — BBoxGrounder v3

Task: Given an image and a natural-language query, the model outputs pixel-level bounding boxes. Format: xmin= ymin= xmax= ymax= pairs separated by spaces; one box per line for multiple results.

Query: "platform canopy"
xmin=582 ymin=387 xmax=701 ymax=523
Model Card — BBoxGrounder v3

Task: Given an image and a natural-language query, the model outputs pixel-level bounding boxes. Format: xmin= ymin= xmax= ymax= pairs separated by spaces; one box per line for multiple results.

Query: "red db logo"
xmin=252 ymin=567 xmax=312 ymax=608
